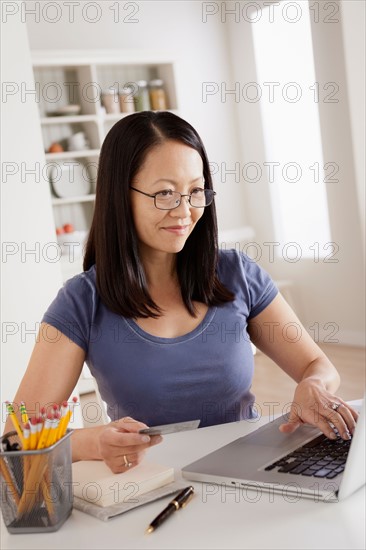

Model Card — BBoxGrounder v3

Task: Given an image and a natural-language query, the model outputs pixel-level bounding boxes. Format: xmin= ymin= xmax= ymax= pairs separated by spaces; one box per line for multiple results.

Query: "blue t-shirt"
xmin=41 ymin=250 xmax=278 ymax=427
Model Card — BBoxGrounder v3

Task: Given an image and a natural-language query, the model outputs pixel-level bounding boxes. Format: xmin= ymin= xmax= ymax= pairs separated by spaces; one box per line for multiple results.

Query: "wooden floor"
xmin=252 ymin=343 xmax=366 ymax=412
xmin=80 ymin=344 xmax=365 ymax=427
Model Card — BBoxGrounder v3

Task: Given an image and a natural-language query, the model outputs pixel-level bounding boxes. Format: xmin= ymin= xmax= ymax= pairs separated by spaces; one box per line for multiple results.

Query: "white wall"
xmin=25 ymin=0 xmax=247 ymax=231
xmin=6 ymin=0 xmax=365 ymax=346
xmin=225 ymin=1 xmax=365 ymax=346
xmin=0 ymin=16 xmax=82 ymax=430
xmin=341 ymin=0 xmax=366 ymax=255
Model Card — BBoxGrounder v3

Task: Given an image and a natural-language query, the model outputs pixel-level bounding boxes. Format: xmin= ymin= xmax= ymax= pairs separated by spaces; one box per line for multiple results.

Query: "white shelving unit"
xmin=31 ymin=51 xmax=179 ymax=405
xmin=31 ymin=49 xmax=179 ymax=283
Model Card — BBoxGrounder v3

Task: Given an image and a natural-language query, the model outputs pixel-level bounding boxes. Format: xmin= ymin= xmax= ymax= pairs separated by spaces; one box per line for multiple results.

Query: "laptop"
xmin=182 ymin=398 xmax=365 ymax=502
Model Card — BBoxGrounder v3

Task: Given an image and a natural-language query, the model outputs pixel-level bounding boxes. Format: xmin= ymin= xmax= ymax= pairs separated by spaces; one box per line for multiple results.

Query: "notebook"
xmin=182 ymin=398 xmax=365 ymax=502
xmin=72 ymin=460 xmax=174 ymax=507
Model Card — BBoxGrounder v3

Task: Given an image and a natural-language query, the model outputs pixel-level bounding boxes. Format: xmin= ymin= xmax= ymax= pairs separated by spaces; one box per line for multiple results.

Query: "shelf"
xmin=45 ymin=149 xmax=100 ymax=160
xmin=52 ymin=194 xmax=96 ymax=206
xmin=41 ymin=115 xmax=98 ymax=125
xmin=32 ymin=49 xmax=176 ymax=67
xmin=41 ymin=110 xmax=180 ymax=127
xmin=32 ymin=50 xmax=178 ymax=259
xmin=101 ymin=109 xmax=179 ymax=123
xmin=102 ymin=112 xmax=131 ymax=122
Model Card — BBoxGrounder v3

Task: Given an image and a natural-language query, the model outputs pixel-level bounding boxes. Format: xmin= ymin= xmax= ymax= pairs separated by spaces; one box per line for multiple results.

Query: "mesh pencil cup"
xmin=0 ymin=430 xmax=73 ymax=533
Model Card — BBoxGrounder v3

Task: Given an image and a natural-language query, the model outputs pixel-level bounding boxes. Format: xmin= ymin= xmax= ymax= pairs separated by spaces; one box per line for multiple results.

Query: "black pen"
xmin=146 ymin=486 xmax=194 ymax=534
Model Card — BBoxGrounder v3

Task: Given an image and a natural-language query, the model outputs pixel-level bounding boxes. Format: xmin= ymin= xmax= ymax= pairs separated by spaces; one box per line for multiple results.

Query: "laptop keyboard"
xmin=264 ymin=433 xmax=351 ymax=479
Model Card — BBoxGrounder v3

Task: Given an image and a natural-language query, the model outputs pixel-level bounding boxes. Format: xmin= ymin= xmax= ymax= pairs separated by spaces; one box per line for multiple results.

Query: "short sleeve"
xmin=41 ymin=274 xmax=93 ymax=353
xmin=240 ymin=253 xmax=278 ymax=319
xmin=217 ymin=250 xmax=278 ymax=319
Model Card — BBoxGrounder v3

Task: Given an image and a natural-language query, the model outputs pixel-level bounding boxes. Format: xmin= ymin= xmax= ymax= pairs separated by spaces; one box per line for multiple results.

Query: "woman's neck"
xmin=140 ymin=249 xmax=178 ymax=289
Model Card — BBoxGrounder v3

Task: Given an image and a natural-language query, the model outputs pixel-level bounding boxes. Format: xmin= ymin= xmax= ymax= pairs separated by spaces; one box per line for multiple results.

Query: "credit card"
xmin=139 ymin=419 xmax=201 ymax=436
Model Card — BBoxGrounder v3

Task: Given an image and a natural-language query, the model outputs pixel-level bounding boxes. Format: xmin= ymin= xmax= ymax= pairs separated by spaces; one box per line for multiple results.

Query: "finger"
xmin=121 ymin=451 xmax=145 ymax=465
xmin=314 ymin=417 xmax=338 ymax=440
xmin=107 ymin=453 xmax=142 ymax=474
xmin=337 ymin=399 xmax=359 ymax=423
xmin=322 ymin=407 xmax=351 ymax=440
xmin=328 ymin=397 xmax=359 ymax=422
xmin=279 ymin=420 xmax=301 ymax=433
xmin=112 ymin=417 xmax=148 ymax=433
xmin=102 ymin=430 xmax=152 ymax=450
xmin=105 ymin=433 xmax=163 ymax=455
xmin=334 ymin=403 xmax=358 ymax=436
xmin=150 ymin=434 xmax=163 ymax=446
xmin=119 ymin=435 xmax=163 ymax=454
xmin=279 ymin=401 xmax=303 ymax=432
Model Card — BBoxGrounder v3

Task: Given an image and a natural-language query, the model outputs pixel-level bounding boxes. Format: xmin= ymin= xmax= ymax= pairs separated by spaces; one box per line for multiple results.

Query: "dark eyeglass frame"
xmin=130 ymin=186 xmax=216 ymax=210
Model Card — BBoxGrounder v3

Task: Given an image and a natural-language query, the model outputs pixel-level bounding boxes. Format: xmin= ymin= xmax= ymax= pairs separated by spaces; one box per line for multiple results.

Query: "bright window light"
xmin=251 ymin=1 xmax=331 ymax=257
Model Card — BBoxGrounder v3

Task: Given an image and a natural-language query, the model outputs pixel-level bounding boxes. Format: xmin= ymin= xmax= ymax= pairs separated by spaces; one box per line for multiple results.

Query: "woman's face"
xmin=130 ymin=140 xmax=205 ymax=259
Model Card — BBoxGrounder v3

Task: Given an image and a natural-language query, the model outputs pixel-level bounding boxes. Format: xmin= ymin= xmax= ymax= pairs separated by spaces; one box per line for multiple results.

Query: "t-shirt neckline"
xmin=123 ymin=306 xmax=217 ymax=344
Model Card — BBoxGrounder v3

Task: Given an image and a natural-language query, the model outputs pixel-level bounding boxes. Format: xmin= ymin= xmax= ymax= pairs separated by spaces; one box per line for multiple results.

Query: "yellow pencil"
xmin=49 ymin=412 xmax=61 ymax=446
xmin=40 ymin=406 xmax=46 ymax=420
xmin=22 ymin=423 xmax=30 ymax=451
xmin=29 ymin=417 xmax=38 ymax=450
xmin=22 ymin=423 xmax=31 ymax=486
xmin=56 ymin=401 xmax=69 ymax=441
xmin=36 ymin=415 xmax=52 ymax=450
xmin=36 ymin=416 xmax=43 ymax=446
xmin=60 ymin=396 xmax=78 ymax=438
xmin=5 ymin=402 xmax=24 ymax=445
xmin=20 ymin=402 xmax=29 ymax=425
xmin=0 ymin=459 xmax=20 ymax=506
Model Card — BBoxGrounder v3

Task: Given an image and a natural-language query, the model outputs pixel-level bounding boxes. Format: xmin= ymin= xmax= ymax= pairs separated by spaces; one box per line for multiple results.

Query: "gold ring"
xmin=123 ymin=455 xmax=133 ymax=468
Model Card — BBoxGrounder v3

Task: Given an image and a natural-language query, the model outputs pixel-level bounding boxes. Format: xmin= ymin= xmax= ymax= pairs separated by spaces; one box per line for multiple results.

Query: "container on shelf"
xmin=67 ymin=131 xmax=89 ymax=151
xmin=149 ymin=79 xmax=168 ymax=110
xmin=57 ymin=229 xmax=88 ymax=258
xmin=134 ymin=80 xmax=150 ymax=111
xmin=32 ymin=52 xmax=178 ymax=281
xmin=101 ymin=88 xmax=120 ymax=114
xmin=119 ymin=86 xmax=136 ymax=114
xmin=50 ymin=162 xmax=91 ymax=198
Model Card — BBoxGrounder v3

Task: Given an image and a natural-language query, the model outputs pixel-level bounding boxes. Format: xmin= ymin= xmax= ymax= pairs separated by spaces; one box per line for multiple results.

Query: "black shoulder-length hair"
xmin=83 ymin=110 xmax=234 ymax=318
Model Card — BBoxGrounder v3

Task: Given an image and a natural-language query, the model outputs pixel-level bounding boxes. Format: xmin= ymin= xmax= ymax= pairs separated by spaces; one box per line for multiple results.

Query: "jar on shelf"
xmin=101 ymin=88 xmax=120 ymax=114
xmin=134 ymin=80 xmax=151 ymax=111
xmin=119 ymin=86 xmax=136 ymax=114
xmin=149 ymin=79 xmax=167 ymax=110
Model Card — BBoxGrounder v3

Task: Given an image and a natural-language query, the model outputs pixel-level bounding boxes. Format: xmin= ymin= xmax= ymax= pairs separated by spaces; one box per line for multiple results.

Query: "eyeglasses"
xmin=130 ymin=187 xmax=216 ymax=210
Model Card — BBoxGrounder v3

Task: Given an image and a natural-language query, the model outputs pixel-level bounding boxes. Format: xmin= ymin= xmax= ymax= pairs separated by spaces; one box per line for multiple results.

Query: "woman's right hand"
xmin=97 ymin=416 xmax=163 ymax=473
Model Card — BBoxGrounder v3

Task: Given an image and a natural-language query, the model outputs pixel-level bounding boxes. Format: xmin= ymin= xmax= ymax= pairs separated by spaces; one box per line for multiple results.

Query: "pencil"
xmin=20 ymin=402 xmax=29 ymax=425
xmin=29 ymin=417 xmax=38 ymax=450
xmin=40 ymin=406 xmax=46 ymax=420
xmin=22 ymin=424 xmax=30 ymax=451
xmin=5 ymin=402 xmax=24 ymax=446
xmin=17 ymin=453 xmax=49 ymax=517
xmin=48 ymin=412 xmax=61 ymax=447
xmin=36 ymin=415 xmax=53 ymax=450
xmin=0 ymin=458 xmax=20 ymax=506
xmin=36 ymin=416 xmax=43 ymax=445
xmin=22 ymin=423 xmax=31 ymax=500
xmin=60 ymin=396 xmax=78 ymax=438
xmin=56 ymin=401 xmax=69 ymax=441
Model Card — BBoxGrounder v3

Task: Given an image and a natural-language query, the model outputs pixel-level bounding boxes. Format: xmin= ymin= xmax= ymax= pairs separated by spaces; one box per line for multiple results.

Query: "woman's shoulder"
xmin=57 ymin=264 xmax=99 ymax=310
xmin=42 ymin=265 xmax=98 ymax=353
xmin=217 ymin=247 xmax=277 ymax=293
xmin=217 ymin=248 xmax=251 ymax=271
xmin=63 ymin=264 xmax=97 ymax=292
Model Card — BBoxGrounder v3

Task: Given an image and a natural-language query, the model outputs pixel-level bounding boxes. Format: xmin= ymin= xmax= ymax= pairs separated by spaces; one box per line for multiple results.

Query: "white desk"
xmin=1 ymin=408 xmax=365 ymax=550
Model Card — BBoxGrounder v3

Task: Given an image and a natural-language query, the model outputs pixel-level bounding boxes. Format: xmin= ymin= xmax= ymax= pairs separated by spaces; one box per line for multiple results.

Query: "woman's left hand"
xmin=279 ymin=379 xmax=359 ymax=440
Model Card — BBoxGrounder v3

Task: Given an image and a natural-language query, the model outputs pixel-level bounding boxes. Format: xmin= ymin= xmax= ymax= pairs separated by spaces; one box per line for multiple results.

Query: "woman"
xmin=7 ymin=111 xmax=357 ymax=473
